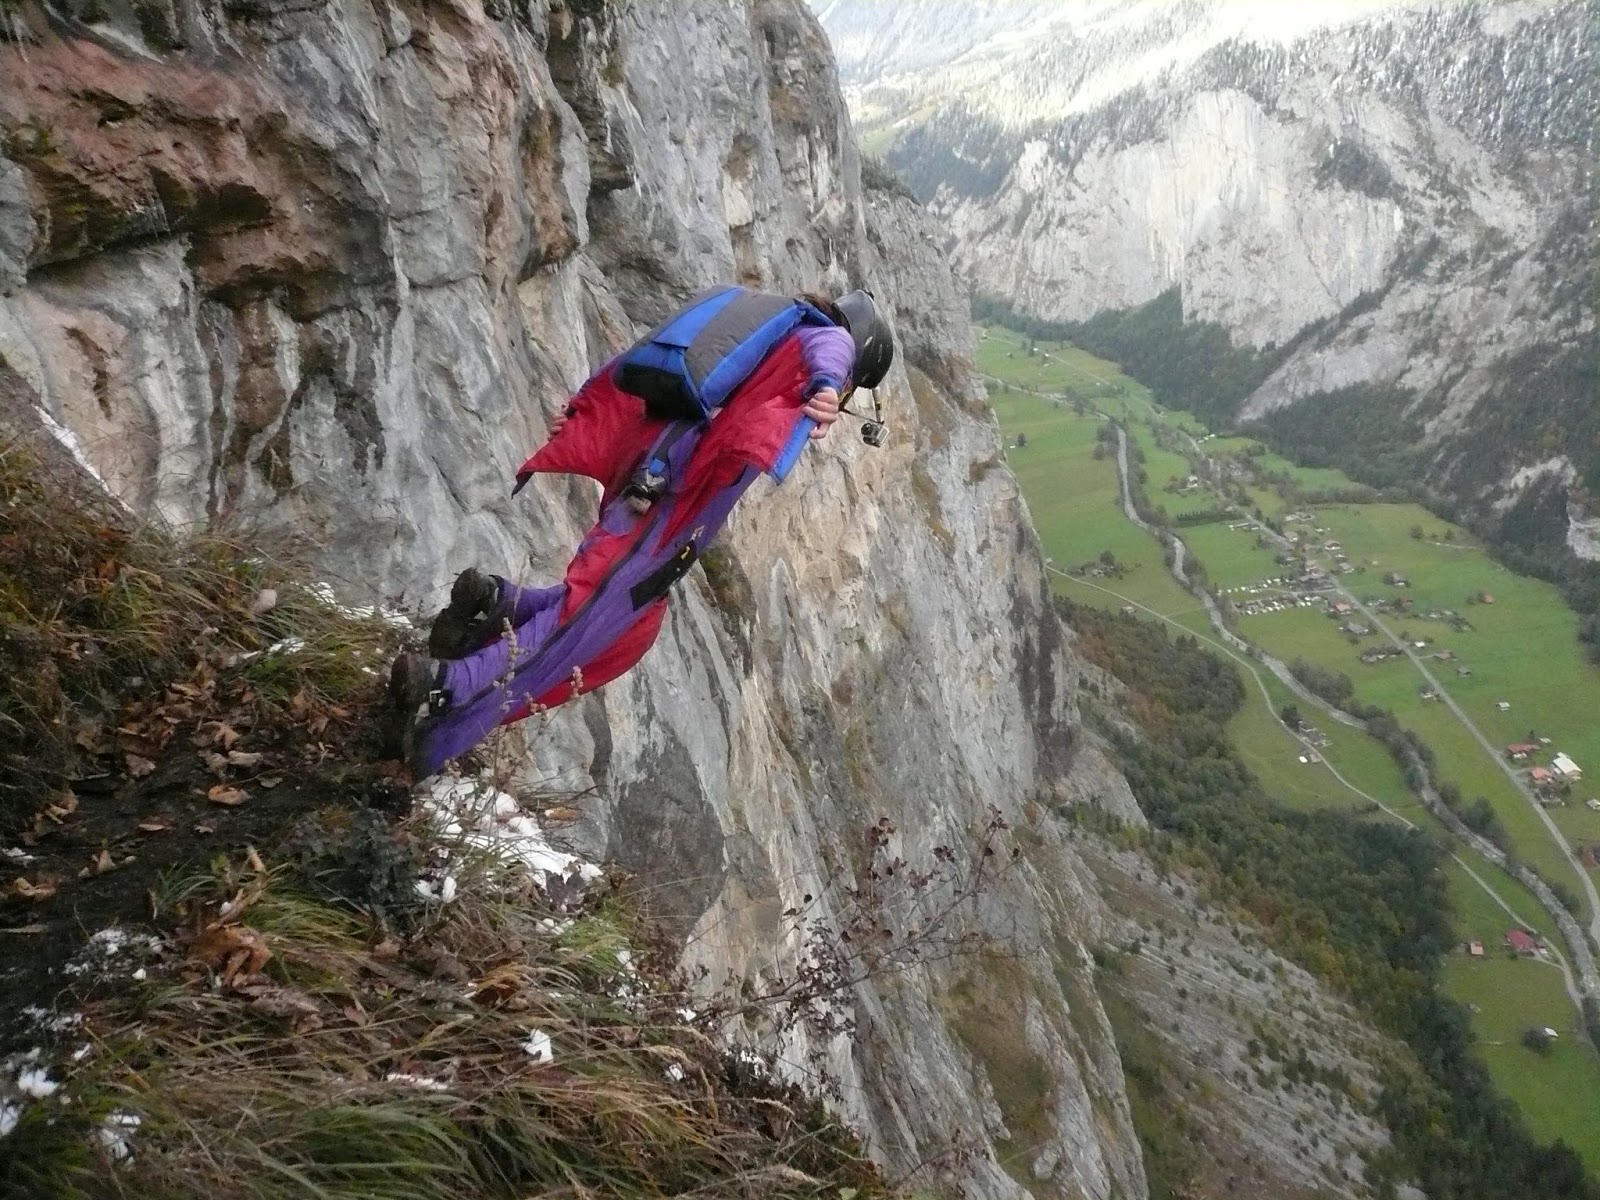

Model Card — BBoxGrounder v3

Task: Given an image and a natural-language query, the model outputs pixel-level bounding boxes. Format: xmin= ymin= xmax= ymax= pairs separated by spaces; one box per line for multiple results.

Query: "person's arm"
xmin=795 ymin=325 xmax=855 ymax=440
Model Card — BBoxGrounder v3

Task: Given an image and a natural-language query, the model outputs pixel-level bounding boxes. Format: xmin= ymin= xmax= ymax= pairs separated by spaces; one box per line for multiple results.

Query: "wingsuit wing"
xmin=513 ymin=369 xmax=667 ymax=506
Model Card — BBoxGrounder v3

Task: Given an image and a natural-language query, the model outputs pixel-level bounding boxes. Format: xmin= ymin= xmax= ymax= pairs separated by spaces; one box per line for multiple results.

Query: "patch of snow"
xmin=0 ymin=1100 xmax=20 ymax=1138
xmin=413 ymin=873 xmax=460 ymax=904
xmin=96 ymin=1111 xmax=141 ymax=1164
xmin=416 ymin=776 xmax=602 ymax=892
xmin=385 ymin=1073 xmax=450 ymax=1092
xmin=63 ymin=927 xmax=162 ymax=977
xmin=522 ymin=1029 xmax=554 ymax=1064
xmin=15 ymin=1066 xmax=58 ymax=1098
xmin=304 ymin=581 xmax=413 ymax=629
xmin=21 ymin=1005 xmax=81 ymax=1034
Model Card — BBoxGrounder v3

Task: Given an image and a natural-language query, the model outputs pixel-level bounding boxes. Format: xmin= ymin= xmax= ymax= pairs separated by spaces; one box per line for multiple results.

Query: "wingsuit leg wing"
xmin=409 ymin=465 xmax=762 ymax=777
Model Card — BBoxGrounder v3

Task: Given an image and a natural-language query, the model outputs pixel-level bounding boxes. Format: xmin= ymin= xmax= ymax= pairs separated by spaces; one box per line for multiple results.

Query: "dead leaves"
xmin=206 ymin=785 xmax=250 ymax=808
xmin=124 ymin=753 xmax=156 ymax=778
xmin=15 ymin=791 xmax=79 ymax=846
xmin=78 ymin=847 xmax=134 ymax=878
xmin=470 ymin=963 xmax=536 ymax=1009
xmin=43 ymin=791 xmax=78 ymax=823
xmin=9 ymin=876 xmax=58 ymax=902
xmin=241 ymin=983 xmax=322 ymax=1031
xmin=190 ymin=922 xmax=272 ymax=986
xmin=193 ymin=720 xmax=241 ymax=751
xmin=186 ymin=854 xmax=273 ymax=988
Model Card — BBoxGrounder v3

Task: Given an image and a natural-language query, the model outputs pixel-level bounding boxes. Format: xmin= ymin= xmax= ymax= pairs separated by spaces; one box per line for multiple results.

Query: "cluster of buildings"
xmin=1510 ymin=743 xmax=1585 ymax=801
xmin=1218 ymin=567 xmax=1333 ymax=618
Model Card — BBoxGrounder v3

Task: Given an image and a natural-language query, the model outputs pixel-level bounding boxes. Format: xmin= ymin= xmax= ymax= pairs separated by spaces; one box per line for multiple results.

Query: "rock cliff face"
xmin=820 ymin=0 xmax=1596 ymax=559
xmin=0 ymin=1 xmax=1164 ymax=1194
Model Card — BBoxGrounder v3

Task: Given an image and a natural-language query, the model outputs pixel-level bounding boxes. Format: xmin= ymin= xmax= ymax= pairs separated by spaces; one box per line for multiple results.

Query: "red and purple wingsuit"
xmin=409 ymin=320 xmax=856 ymax=777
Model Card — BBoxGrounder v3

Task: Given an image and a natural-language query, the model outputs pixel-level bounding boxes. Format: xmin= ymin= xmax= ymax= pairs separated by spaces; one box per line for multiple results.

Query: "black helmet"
xmin=834 ymin=289 xmax=895 ymax=390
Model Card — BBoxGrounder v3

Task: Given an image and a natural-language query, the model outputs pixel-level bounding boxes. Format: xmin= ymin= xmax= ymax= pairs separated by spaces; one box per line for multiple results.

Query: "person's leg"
xmin=499 ymin=579 xmax=567 ymax=628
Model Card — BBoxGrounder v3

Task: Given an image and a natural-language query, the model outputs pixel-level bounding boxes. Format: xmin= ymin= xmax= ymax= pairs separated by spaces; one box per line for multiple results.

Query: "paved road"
xmin=990 ymin=385 xmax=1599 ymax=1005
xmin=1110 ymin=427 xmax=1365 ymax=732
xmin=1099 ymin=421 xmax=1599 ymax=1001
xmin=1052 ymin=564 xmax=1596 ymax=1008
xmin=1243 ymin=514 xmax=1600 ymax=954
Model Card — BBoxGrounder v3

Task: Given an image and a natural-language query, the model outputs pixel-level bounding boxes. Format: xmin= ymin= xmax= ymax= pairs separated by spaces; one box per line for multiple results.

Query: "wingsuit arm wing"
xmin=513 ymin=366 xmax=664 ymax=499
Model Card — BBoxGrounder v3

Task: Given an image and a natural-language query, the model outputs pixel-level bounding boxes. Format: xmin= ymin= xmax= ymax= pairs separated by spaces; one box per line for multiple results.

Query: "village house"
xmin=1497 ymin=700 xmax=1512 ymax=712
xmin=1479 ymin=592 xmax=1495 ymax=605
xmin=1330 ymin=600 xmax=1354 ymax=617
xmin=1505 ymin=929 xmax=1541 ymax=955
xmin=1553 ymin=753 xmax=1583 ymax=781
xmin=1468 ymin=941 xmax=1485 ymax=958
xmin=1506 ymin=742 xmax=1541 ymax=761
xmin=1530 ymin=767 xmax=1555 ymax=787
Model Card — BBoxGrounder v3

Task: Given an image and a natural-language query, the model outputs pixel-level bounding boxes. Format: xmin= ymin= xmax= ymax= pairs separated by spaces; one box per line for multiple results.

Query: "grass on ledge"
xmin=6 ymin=836 xmax=894 ymax=1200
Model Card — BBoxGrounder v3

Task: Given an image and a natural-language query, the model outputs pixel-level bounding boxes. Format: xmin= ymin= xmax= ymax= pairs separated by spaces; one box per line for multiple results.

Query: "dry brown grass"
xmin=6 ymin=840 xmax=894 ymax=1200
xmin=0 ymin=435 xmax=405 ymax=823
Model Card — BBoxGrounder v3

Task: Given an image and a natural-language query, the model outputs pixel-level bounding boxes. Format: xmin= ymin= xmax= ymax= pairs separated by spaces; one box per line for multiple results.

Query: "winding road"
xmin=1088 ymin=421 xmax=1600 ymax=1003
xmin=1244 ymin=515 xmax=1600 ymax=953
xmin=987 ymin=344 xmax=1599 ymax=1008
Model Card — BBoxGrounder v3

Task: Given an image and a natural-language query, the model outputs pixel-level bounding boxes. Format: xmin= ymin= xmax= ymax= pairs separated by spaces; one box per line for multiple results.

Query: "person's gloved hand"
xmin=550 ymin=405 xmax=573 ymax=438
xmin=802 ymin=387 xmax=843 ymax=440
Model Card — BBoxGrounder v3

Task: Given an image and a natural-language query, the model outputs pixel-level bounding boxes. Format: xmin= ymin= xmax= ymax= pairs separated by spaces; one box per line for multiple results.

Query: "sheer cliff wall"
xmin=0 ymin=1 xmax=1152 ymax=1194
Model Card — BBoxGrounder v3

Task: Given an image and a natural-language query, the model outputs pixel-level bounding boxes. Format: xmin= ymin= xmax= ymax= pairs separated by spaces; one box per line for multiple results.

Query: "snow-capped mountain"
xmin=817 ymin=0 xmax=1596 ymax=565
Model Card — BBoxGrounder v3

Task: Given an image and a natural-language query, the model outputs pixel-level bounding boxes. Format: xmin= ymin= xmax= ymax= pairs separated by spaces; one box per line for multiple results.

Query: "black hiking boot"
xmin=383 ymin=651 xmax=447 ymax=767
xmin=427 ymin=568 xmax=503 ymax=659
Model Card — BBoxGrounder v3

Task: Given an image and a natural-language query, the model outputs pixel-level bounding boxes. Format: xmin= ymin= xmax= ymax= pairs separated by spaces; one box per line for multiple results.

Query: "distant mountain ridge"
xmin=817 ymin=0 xmax=1598 ymax=585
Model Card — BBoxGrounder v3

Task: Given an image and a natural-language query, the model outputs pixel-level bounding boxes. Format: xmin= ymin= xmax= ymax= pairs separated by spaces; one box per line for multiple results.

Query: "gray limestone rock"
xmin=0 ymin=1 xmax=1152 ymax=1194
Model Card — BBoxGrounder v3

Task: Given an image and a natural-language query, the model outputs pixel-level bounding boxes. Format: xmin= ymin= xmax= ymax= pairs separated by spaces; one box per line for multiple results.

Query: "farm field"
xmin=1238 ymin=604 xmax=1590 ymax=897
xmin=993 ymin=399 xmax=1198 ymax=620
xmin=977 ymin=321 xmax=1600 ymax=1167
xmin=1443 ymin=949 xmax=1600 ymax=1168
xmin=1255 ymin=508 xmax=1600 ymax=907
